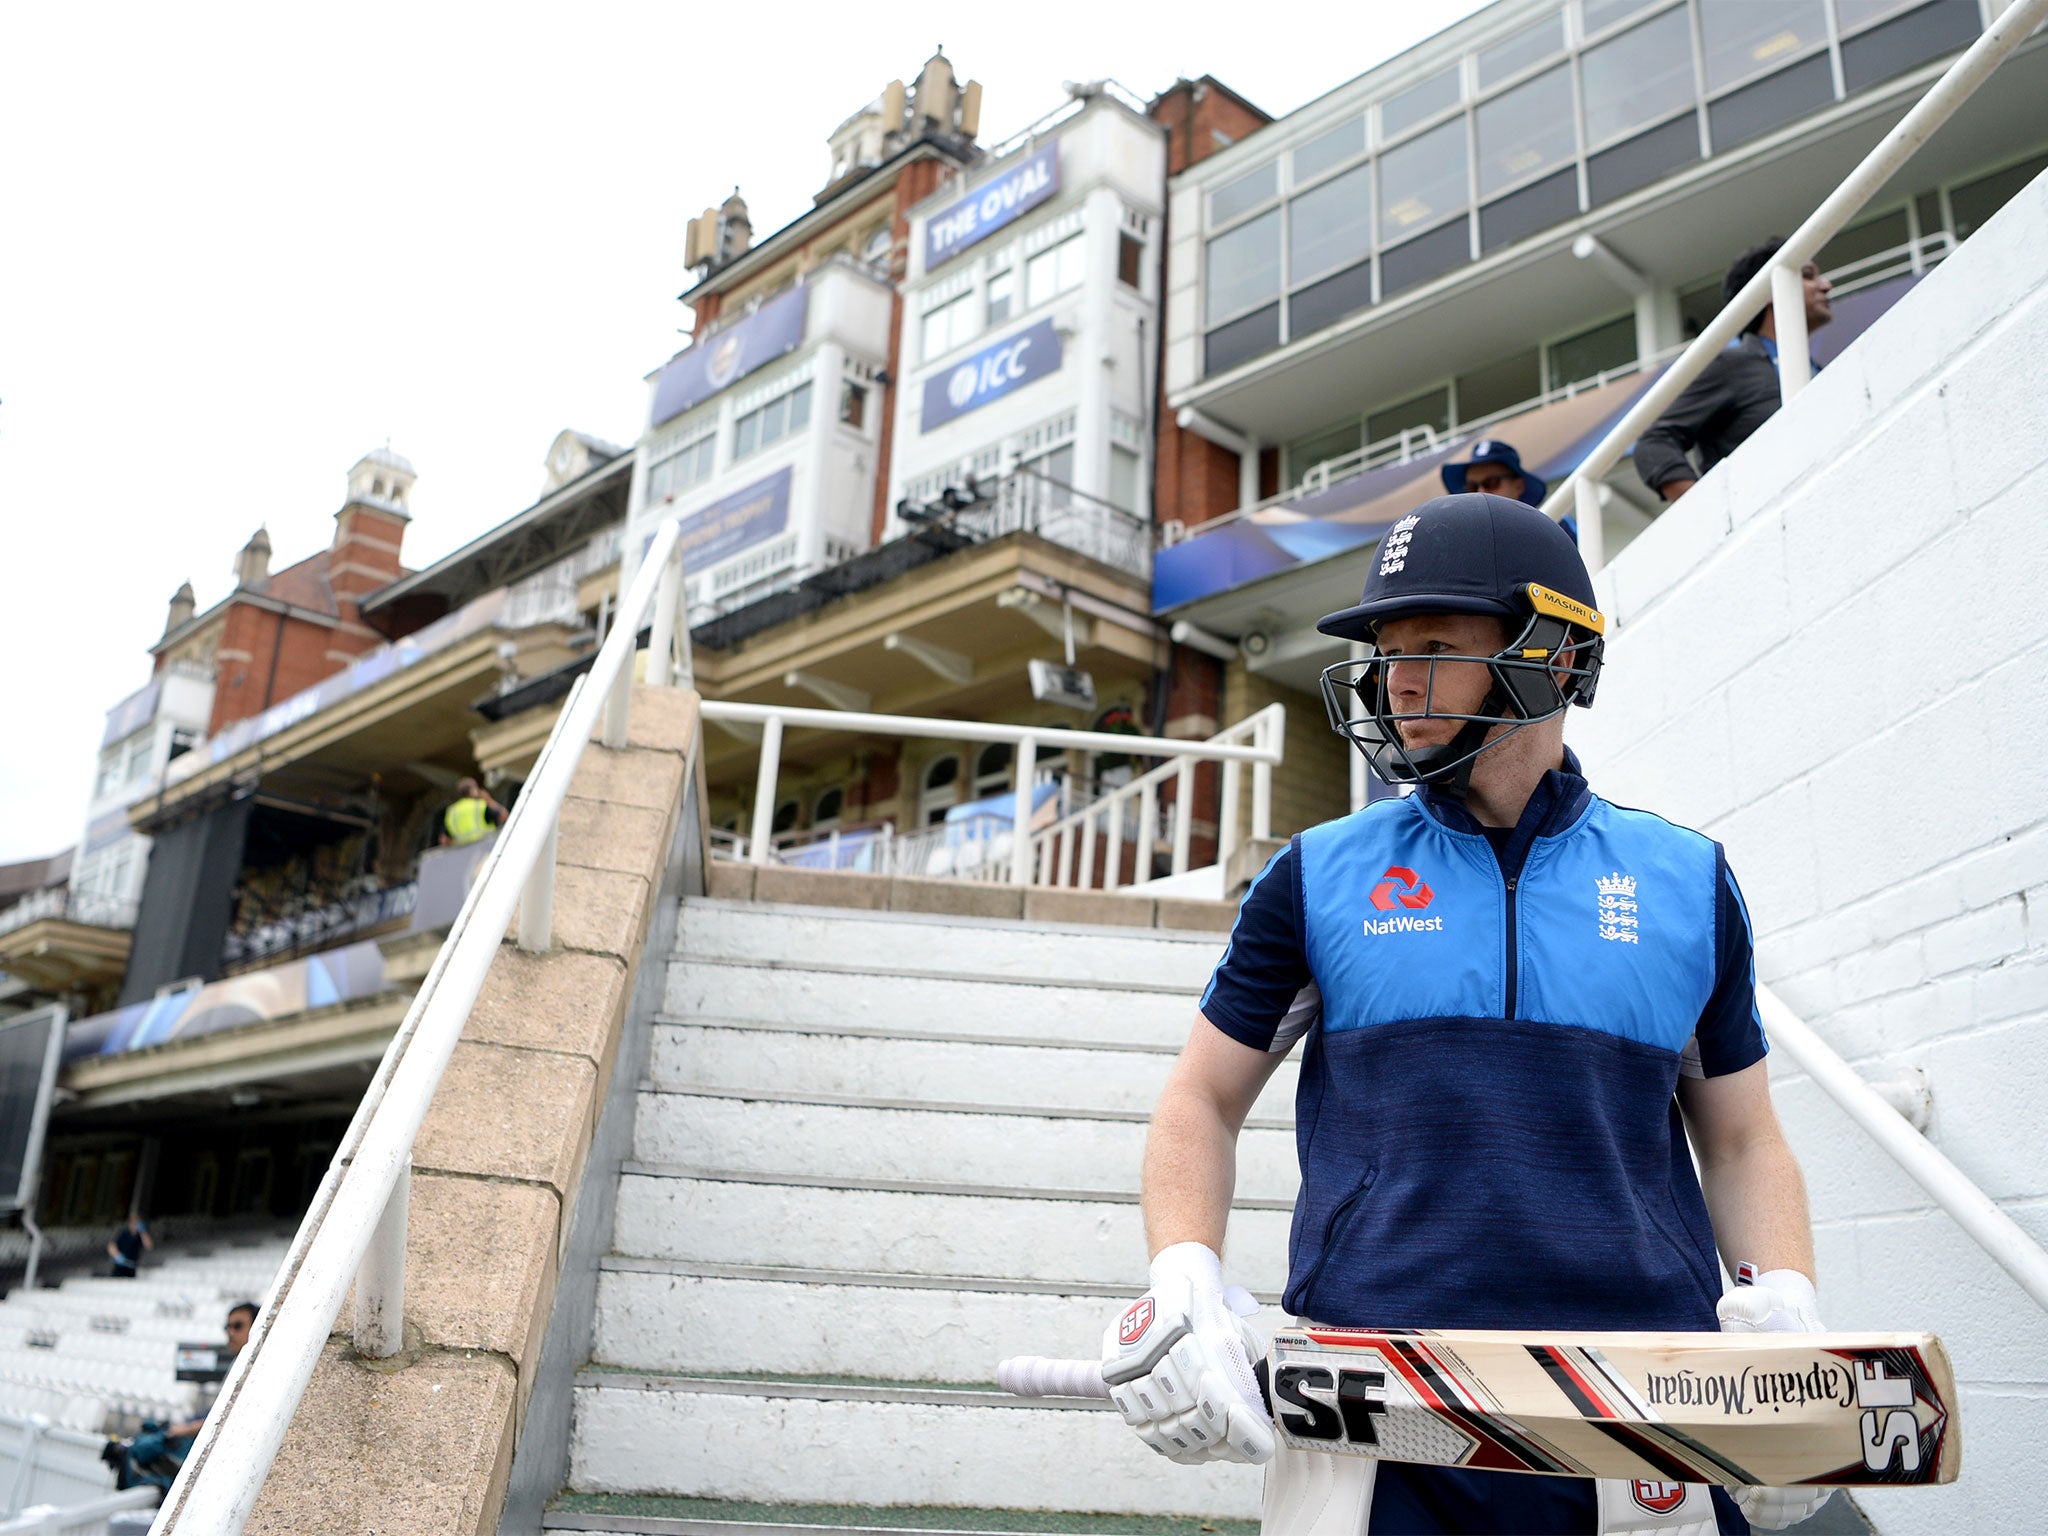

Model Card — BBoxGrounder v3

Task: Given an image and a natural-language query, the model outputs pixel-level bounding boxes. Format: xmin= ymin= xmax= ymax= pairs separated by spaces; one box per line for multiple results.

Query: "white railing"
xmin=1 ymin=1415 xmax=119 ymax=1519
xmin=0 ymin=890 xmax=138 ymax=939
xmin=707 ymin=699 xmax=1285 ymax=889
xmin=1544 ymin=0 xmax=2048 ymax=574
xmin=0 ymin=1488 xmax=158 ymax=1535
xmin=713 ymin=703 xmax=1288 ymax=889
xmin=150 ymin=516 xmax=697 ymax=1534
xmin=959 ymin=469 xmax=1152 ymax=581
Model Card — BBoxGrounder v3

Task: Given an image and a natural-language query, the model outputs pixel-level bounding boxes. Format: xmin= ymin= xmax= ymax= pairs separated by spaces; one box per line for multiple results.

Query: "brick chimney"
xmin=331 ymin=447 xmax=413 ymax=601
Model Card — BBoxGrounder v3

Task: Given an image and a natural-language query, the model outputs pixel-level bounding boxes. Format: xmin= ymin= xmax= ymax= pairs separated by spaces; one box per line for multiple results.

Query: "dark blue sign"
xmin=921 ymin=318 xmax=1063 ymax=432
xmin=649 ymin=286 xmax=809 ymax=428
xmin=672 ymin=466 xmax=791 ymax=569
xmin=924 ymin=145 xmax=1059 ymax=269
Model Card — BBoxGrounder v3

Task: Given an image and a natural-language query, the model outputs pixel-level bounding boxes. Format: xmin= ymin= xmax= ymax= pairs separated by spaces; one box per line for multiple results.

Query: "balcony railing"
xmin=954 ymin=465 xmax=1151 ymax=581
xmin=0 ymin=890 xmax=138 ymax=939
xmin=221 ymin=880 xmax=419 ymax=969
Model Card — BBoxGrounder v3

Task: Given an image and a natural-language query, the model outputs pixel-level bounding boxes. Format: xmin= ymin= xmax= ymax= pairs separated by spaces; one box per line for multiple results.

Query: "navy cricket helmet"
xmin=1316 ymin=493 xmax=1605 ymax=794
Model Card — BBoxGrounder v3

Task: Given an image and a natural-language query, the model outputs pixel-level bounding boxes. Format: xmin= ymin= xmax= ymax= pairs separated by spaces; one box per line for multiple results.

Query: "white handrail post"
xmin=601 ymin=647 xmax=635 ymax=751
xmin=1137 ymin=778 xmax=1158 ymax=885
xmin=1010 ymin=736 xmax=1036 ymax=887
xmin=1104 ymin=795 xmax=1125 ymax=892
xmin=1251 ymin=716 xmax=1274 ymax=843
xmin=1770 ymin=261 xmax=1813 ymax=403
xmin=352 ymin=1161 xmax=409 ymax=1359
xmin=648 ymin=543 xmax=684 ymax=690
xmin=1218 ymin=758 xmax=1242 ymax=870
xmin=1079 ymin=806 xmax=1099 ymax=891
xmin=516 ymin=818 xmax=558 ymax=953
xmin=1171 ymin=757 xmax=1195 ymax=876
xmin=1573 ymin=474 xmax=1606 ymax=578
xmin=749 ymin=716 xmax=784 ymax=868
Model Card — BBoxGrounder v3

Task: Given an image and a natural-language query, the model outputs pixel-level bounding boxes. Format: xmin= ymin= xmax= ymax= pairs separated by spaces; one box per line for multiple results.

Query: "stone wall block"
xmin=463 ymin=948 xmax=627 ymax=1067
xmin=415 ymin=1041 xmax=599 ymax=1203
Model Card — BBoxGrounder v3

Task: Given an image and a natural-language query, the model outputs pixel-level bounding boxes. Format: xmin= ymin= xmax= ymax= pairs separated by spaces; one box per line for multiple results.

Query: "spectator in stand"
xmin=440 ymin=777 xmax=507 ymax=846
xmin=107 ymin=1302 xmax=259 ymax=1491
xmin=1635 ymin=238 xmax=1834 ymax=503
xmin=107 ymin=1215 xmax=151 ymax=1278
xmin=1440 ymin=440 xmax=1580 ymax=544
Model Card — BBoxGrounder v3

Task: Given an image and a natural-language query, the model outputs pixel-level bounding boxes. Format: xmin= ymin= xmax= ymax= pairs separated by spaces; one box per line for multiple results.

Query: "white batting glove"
xmin=1718 ymin=1268 xmax=1833 ymax=1529
xmin=1100 ymin=1241 xmax=1275 ymax=1465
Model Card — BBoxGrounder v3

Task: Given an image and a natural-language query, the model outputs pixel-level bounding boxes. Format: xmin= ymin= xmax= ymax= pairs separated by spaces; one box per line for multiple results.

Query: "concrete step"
xmin=677 ymin=901 xmax=1228 ymax=990
xmin=648 ymin=1022 xmax=1299 ymax=1119
xmin=631 ymin=1089 xmax=1299 ymax=1200
xmin=609 ymin=1167 xmax=1294 ymax=1293
xmin=546 ymin=1497 xmax=1256 ymax=1535
xmin=589 ymin=1257 xmax=1290 ymax=1384
xmin=567 ymin=1372 xmax=1263 ymax=1519
xmin=664 ymin=962 xmax=1199 ymax=1048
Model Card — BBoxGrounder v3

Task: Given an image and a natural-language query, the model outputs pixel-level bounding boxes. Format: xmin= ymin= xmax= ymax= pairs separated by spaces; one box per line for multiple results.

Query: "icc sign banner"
xmin=923 ymin=145 xmax=1059 ymax=269
xmin=649 ymin=286 xmax=809 ymax=428
xmin=920 ymin=318 xmax=1063 ymax=432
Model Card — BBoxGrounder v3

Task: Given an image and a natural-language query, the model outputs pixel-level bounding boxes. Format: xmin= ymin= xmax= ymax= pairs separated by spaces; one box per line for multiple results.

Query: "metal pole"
xmin=1539 ymin=0 xmax=2048 ymax=520
xmin=1218 ymin=759 xmax=1242 ymax=869
xmin=1574 ymin=474 xmax=1606 ymax=579
xmin=1251 ymin=714 xmax=1274 ymax=843
xmin=352 ymin=1162 xmax=409 ymax=1359
xmin=748 ymin=717 xmax=784 ymax=869
xmin=516 ymin=818 xmax=558 ymax=954
xmin=1758 ymin=986 xmax=2048 ymax=1313
xmin=648 ymin=546 xmax=684 ymax=690
xmin=1770 ymin=262 xmax=1813 ymax=403
xmin=1171 ymin=757 xmax=1195 ymax=877
xmin=1010 ymin=737 xmax=1036 ymax=887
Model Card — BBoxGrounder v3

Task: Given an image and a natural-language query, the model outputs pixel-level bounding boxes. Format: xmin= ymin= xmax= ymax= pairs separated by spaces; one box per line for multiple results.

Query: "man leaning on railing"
xmin=1634 ymin=239 xmax=1833 ymax=504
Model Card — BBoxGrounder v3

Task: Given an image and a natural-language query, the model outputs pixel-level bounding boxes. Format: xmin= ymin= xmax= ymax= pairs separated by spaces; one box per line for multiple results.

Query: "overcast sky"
xmin=0 ymin=1 xmax=1491 ymax=863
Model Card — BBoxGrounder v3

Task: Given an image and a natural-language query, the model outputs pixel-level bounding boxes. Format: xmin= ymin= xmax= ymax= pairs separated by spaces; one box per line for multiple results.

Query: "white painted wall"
xmin=1571 ymin=170 xmax=2048 ymax=1536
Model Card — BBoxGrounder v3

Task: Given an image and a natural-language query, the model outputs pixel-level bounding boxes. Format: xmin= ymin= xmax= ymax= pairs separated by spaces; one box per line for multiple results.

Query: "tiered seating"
xmin=0 ymin=1237 xmax=291 ymax=1433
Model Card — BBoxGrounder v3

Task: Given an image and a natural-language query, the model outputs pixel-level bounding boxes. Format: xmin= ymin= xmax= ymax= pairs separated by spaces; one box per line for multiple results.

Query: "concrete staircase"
xmin=551 ymin=896 xmax=1287 ymax=1532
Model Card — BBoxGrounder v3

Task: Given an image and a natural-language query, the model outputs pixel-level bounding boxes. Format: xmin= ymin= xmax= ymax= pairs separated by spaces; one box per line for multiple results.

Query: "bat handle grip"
xmin=997 ymin=1355 xmax=1112 ymax=1400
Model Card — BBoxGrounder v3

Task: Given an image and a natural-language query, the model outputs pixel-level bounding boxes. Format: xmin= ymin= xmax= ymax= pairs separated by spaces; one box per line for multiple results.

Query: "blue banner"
xmin=672 ymin=465 xmax=792 ymax=569
xmin=921 ymin=318 xmax=1063 ymax=432
xmin=101 ymin=679 xmax=162 ymax=748
xmin=924 ymin=144 xmax=1059 ymax=269
xmin=650 ymin=286 xmax=809 ymax=428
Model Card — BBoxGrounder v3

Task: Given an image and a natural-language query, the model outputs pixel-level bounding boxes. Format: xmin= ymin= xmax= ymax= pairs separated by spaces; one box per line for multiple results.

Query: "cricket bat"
xmin=998 ymin=1326 xmax=1960 ymax=1488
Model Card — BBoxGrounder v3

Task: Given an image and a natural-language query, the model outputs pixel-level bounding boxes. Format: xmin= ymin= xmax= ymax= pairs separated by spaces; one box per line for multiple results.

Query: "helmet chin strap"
xmin=1400 ymin=684 xmax=1515 ymax=800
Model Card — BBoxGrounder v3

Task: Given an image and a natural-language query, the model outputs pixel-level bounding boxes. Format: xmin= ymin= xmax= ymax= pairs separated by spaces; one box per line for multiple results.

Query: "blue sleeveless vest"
xmin=1285 ymin=787 xmax=1727 ymax=1332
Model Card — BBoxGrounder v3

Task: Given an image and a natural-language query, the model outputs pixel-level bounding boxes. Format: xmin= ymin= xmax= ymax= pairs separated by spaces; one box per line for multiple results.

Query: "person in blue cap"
xmin=1103 ymin=494 xmax=1828 ymax=1535
xmin=1439 ymin=439 xmax=1546 ymax=506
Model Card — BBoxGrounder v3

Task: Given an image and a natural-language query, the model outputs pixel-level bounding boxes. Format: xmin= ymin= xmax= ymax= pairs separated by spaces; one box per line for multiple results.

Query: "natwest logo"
xmin=1362 ymin=866 xmax=1444 ymax=937
xmin=1370 ymin=867 xmax=1434 ymax=910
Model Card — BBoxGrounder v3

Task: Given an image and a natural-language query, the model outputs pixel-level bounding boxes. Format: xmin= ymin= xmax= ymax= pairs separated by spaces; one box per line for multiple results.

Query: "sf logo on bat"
xmin=1273 ymin=1363 xmax=1389 ymax=1444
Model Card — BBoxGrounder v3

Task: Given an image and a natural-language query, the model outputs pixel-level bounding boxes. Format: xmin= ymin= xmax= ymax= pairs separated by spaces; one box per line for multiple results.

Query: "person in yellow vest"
xmin=441 ymin=777 xmax=507 ymax=846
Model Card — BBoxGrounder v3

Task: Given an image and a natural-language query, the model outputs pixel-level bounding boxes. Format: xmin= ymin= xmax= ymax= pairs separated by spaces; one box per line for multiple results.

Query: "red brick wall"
xmin=209 ymin=602 xmax=360 ymax=733
xmin=329 ymin=506 xmax=409 ymax=601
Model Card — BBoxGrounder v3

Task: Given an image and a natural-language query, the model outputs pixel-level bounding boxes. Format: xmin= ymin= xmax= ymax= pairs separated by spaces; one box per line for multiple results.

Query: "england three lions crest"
xmin=1597 ymin=871 xmax=1639 ymax=944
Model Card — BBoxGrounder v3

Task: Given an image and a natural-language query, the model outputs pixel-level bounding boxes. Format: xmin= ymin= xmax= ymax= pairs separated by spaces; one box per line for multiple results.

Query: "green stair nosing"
xmin=666 ymin=953 xmax=1208 ymax=999
xmin=631 ymin=1081 xmax=1296 ymax=1134
xmin=649 ymin=1015 xmax=1189 ymax=1057
xmin=617 ymin=1161 xmax=1297 ymax=1213
xmin=573 ymin=1368 xmax=1115 ymax=1411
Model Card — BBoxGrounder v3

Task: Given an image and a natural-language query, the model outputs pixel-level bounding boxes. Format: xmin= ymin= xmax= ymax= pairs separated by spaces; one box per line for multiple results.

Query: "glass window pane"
xmin=761 ymin=394 xmax=787 ymax=442
xmin=1059 ymin=236 xmax=1087 ymax=293
xmin=1582 ymin=0 xmax=1660 ymax=35
xmin=1581 ymin=7 xmax=1698 ymax=147
xmin=1381 ymin=65 xmax=1462 ymax=139
xmin=1548 ymin=313 xmax=1636 ymax=387
xmin=1026 ymin=249 xmax=1056 ymax=309
xmin=788 ymin=382 xmax=812 ymax=432
xmin=1698 ymin=0 xmax=1828 ymax=91
xmin=1289 ymin=162 xmax=1373 ymax=285
xmin=1211 ymin=161 xmax=1278 ymax=223
xmin=1816 ymin=208 xmax=1909 ymax=276
xmin=648 ymin=456 xmax=674 ymax=502
xmin=922 ymin=307 xmax=948 ymax=360
xmin=1205 ymin=208 xmax=1282 ymax=323
xmin=1294 ymin=115 xmax=1366 ymax=183
xmin=736 ymin=413 xmax=759 ymax=458
xmin=1367 ymin=387 xmax=1451 ymax=445
xmin=1478 ymin=13 xmax=1564 ymax=87
xmin=1289 ymin=420 xmax=1363 ymax=479
xmin=1455 ymin=347 xmax=1543 ymax=422
xmin=1950 ymin=152 xmax=2048 ymax=242
xmin=1836 ymin=0 xmax=1931 ymax=30
xmin=987 ymin=268 xmax=1014 ymax=323
xmin=1475 ymin=65 xmax=1576 ymax=196
xmin=1110 ymin=446 xmax=1141 ymax=511
xmin=1378 ymin=118 xmax=1469 ymax=244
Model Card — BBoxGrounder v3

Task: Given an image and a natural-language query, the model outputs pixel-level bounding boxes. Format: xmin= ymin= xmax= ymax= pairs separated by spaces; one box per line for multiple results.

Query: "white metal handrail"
xmin=705 ymin=699 xmax=1285 ymax=889
xmin=1757 ymin=985 xmax=2048 ymax=1313
xmin=1545 ymin=0 xmax=2048 ymax=573
xmin=150 ymin=517 xmax=695 ymax=1533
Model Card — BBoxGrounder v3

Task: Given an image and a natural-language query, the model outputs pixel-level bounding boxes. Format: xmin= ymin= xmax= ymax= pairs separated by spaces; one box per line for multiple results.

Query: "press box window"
xmin=647 ymin=429 xmax=716 ymax=503
xmin=1698 ymin=0 xmax=1828 ymax=92
xmin=1211 ymin=161 xmax=1277 ymax=224
xmin=987 ymin=267 xmax=1015 ymax=324
xmin=1205 ymin=209 xmax=1281 ymax=324
xmin=734 ymin=382 xmax=813 ymax=460
xmin=1475 ymin=65 xmax=1576 ymax=197
xmin=1581 ymin=6 xmax=1698 ymax=149
xmin=1290 ymin=162 xmax=1373 ymax=287
xmin=1118 ymin=233 xmax=1143 ymax=289
xmin=1379 ymin=117 xmax=1469 ymax=244
xmin=922 ymin=292 xmax=978 ymax=361
xmin=1025 ymin=234 xmax=1087 ymax=310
